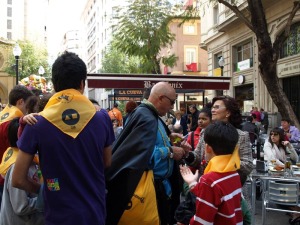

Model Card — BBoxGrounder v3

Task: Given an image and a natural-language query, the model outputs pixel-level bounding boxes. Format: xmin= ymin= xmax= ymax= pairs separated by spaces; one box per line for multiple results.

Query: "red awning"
xmin=87 ymin=74 xmax=230 ymax=90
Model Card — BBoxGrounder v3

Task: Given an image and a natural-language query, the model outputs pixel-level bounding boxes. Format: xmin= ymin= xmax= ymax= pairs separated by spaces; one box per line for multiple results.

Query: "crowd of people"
xmin=0 ymin=51 xmax=299 ymax=225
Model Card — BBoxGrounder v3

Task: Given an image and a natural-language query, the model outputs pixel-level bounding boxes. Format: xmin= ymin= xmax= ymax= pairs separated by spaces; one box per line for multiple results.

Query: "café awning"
xmin=87 ymin=73 xmax=230 ymax=90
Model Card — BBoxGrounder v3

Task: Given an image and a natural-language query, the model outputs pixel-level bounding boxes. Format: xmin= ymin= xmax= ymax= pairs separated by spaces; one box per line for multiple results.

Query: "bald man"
xmin=106 ymin=82 xmax=190 ymax=225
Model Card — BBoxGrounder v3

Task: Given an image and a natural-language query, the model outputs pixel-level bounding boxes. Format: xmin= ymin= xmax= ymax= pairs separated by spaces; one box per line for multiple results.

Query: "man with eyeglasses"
xmin=106 ymin=82 xmax=190 ymax=225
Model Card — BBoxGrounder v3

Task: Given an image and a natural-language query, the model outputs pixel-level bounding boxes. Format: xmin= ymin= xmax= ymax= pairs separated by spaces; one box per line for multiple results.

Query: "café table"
xmin=250 ymin=168 xmax=300 ymax=225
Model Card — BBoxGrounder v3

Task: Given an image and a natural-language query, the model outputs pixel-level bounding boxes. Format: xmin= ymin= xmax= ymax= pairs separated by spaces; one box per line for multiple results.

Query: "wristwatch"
xmin=168 ymin=147 xmax=174 ymax=159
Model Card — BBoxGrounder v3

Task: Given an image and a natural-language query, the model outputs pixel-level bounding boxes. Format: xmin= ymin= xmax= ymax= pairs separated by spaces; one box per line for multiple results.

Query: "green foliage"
xmin=4 ymin=40 xmax=49 ymax=80
xmin=101 ymin=40 xmax=142 ymax=73
xmin=113 ymin=0 xmax=176 ymax=74
xmin=161 ymin=54 xmax=178 ymax=68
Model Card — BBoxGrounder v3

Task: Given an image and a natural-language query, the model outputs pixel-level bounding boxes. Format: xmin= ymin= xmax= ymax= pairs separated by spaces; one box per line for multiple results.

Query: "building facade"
xmin=160 ymin=17 xmax=209 ymax=111
xmin=80 ymin=0 xmax=127 ymax=108
xmin=200 ymin=0 xmax=300 ymax=128
xmin=0 ymin=0 xmax=47 ymax=104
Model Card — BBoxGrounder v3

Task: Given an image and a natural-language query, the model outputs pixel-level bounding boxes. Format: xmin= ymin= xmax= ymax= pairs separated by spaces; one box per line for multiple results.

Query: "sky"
xmin=46 ymin=0 xmax=86 ymax=59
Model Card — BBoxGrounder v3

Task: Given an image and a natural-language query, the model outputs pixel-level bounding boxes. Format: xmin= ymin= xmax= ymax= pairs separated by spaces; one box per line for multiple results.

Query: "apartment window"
xmin=7 ymin=7 xmax=12 ymax=17
xmin=233 ymin=41 xmax=253 ymax=72
xmin=7 ymin=19 xmax=12 ymax=29
xmin=7 ymin=32 xmax=12 ymax=40
xmin=280 ymin=22 xmax=300 ymax=58
xmin=184 ymin=46 xmax=198 ymax=71
xmin=183 ymin=23 xmax=196 ymax=35
xmin=186 ymin=47 xmax=196 ymax=64
xmin=213 ymin=5 xmax=219 ymax=25
xmin=7 ymin=0 xmax=12 ymax=4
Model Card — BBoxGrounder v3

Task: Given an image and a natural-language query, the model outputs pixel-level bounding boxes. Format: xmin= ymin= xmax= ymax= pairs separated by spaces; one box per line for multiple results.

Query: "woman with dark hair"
xmin=264 ymin=127 xmax=298 ymax=168
xmin=123 ymin=101 xmax=138 ymax=125
xmin=211 ymin=96 xmax=253 ymax=184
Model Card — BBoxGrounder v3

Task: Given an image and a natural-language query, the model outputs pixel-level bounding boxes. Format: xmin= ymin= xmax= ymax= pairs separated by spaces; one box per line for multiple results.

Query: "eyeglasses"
xmin=212 ymin=105 xmax=226 ymax=110
xmin=270 ymin=133 xmax=279 ymax=136
xmin=162 ymin=95 xmax=176 ymax=105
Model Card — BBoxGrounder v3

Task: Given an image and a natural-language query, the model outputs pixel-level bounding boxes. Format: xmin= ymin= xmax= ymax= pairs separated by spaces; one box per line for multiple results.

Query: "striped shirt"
xmin=190 ymin=171 xmax=243 ymax=225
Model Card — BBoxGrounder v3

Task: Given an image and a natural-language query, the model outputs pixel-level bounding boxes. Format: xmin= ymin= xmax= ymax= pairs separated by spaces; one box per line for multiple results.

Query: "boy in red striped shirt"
xmin=180 ymin=121 xmax=243 ymax=225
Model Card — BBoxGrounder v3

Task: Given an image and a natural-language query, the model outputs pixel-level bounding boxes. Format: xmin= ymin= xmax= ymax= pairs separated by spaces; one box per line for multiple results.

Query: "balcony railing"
xmin=183 ymin=62 xmax=201 ymax=72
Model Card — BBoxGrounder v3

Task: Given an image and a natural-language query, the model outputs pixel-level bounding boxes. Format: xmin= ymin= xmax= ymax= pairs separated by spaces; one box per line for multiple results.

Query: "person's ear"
xmin=225 ymin=111 xmax=231 ymax=118
xmin=205 ymin=144 xmax=213 ymax=154
xmin=16 ymin=98 xmax=24 ymax=107
xmin=79 ymin=80 xmax=85 ymax=93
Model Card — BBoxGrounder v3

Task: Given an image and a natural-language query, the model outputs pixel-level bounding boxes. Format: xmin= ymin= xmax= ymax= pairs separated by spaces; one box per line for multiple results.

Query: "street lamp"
xmin=38 ymin=66 xmax=45 ymax=77
xmin=13 ymin=43 xmax=22 ymax=85
xmin=218 ymin=56 xmax=225 ymax=76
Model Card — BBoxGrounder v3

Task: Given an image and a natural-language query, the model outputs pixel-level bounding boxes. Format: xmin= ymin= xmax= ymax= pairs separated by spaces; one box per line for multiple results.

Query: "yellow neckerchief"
xmin=40 ymin=89 xmax=96 ymax=138
xmin=0 ymin=147 xmax=39 ymax=176
xmin=0 ymin=105 xmax=23 ymax=125
xmin=204 ymin=146 xmax=240 ymax=174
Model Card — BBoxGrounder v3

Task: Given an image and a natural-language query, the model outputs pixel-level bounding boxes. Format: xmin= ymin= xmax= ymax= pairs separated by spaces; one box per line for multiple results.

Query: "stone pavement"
xmin=253 ymin=199 xmax=292 ymax=225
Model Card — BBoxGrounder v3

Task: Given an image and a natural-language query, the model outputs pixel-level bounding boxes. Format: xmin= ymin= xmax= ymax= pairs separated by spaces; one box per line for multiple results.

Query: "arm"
xmin=8 ymin=166 xmax=39 ymax=216
xmin=290 ymin=127 xmax=300 ymax=143
xmin=237 ymin=131 xmax=254 ymax=179
xmin=284 ymin=142 xmax=298 ymax=163
xmin=11 ymin=150 xmax=40 ymax=194
xmin=103 ymin=145 xmax=112 ymax=168
xmin=18 ymin=114 xmax=39 ymax=138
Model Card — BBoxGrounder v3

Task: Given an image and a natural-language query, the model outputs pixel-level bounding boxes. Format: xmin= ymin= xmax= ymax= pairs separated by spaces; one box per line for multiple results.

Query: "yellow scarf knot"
xmin=40 ymin=89 xmax=96 ymax=138
xmin=204 ymin=146 xmax=240 ymax=174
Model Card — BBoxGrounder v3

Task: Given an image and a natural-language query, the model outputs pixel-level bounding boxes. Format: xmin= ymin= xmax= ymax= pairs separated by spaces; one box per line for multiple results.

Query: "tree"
xmin=5 ymin=40 xmax=49 ymax=80
xmin=113 ymin=0 xmax=177 ymax=74
xmin=183 ymin=0 xmax=300 ymax=127
xmin=101 ymin=40 xmax=142 ymax=73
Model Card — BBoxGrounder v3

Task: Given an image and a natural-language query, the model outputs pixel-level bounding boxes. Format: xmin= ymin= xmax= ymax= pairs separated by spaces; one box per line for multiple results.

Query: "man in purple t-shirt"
xmin=11 ymin=52 xmax=115 ymax=225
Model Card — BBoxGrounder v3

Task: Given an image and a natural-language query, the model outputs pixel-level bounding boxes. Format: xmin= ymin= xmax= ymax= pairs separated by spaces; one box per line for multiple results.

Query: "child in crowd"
xmin=112 ymin=119 xmax=123 ymax=139
xmin=0 ymin=118 xmax=44 ymax=225
xmin=179 ymin=121 xmax=242 ymax=225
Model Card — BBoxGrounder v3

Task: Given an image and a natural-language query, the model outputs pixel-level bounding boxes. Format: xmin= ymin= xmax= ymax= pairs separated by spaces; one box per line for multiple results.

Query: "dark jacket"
xmin=105 ymin=103 xmax=159 ymax=225
xmin=190 ymin=110 xmax=200 ymax=132
xmin=241 ymin=122 xmax=259 ymax=144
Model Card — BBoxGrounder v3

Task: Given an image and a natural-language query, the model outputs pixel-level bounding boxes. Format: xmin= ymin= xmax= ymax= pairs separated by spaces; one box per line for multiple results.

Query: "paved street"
xmin=254 ymin=199 xmax=292 ymax=225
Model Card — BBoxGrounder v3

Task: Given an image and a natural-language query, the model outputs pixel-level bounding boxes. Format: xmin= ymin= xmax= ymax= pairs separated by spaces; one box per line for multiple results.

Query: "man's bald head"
xmin=148 ymin=82 xmax=176 ymax=116
xmin=149 ymin=82 xmax=174 ymax=97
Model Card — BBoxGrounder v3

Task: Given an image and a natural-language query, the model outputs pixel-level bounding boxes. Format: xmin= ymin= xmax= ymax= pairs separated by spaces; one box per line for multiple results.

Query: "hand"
xmin=23 ymin=113 xmax=38 ymax=125
xmin=282 ymin=141 xmax=291 ymax=146
xmin=180 ymin=140 xmax=192 ymax=156
xmin=169 ymin=133 xmax=183 ymax=145
xmin=179 ymin=165 xmax=199 ymax=185
xmin=286 ymin=133 xmax=291 ymax=138
xmin=171 ymin=146 xmax=185 ymax=160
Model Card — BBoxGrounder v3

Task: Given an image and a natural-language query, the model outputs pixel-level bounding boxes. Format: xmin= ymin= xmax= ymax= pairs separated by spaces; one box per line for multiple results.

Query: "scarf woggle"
xmin=40 ymin=89 xmax=96 ymax=138
xmin=0 ymin=105 xmax=23 ymax=124
xmin=204 ymin=146 xmax=240 ymax=174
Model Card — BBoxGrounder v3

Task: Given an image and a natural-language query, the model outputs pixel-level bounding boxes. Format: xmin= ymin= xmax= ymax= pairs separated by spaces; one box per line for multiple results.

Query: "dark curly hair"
xmin=125 ymin=101 xmax=138 ymax=113
xmin=212 ymin=95 xmax=242 ymax=129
